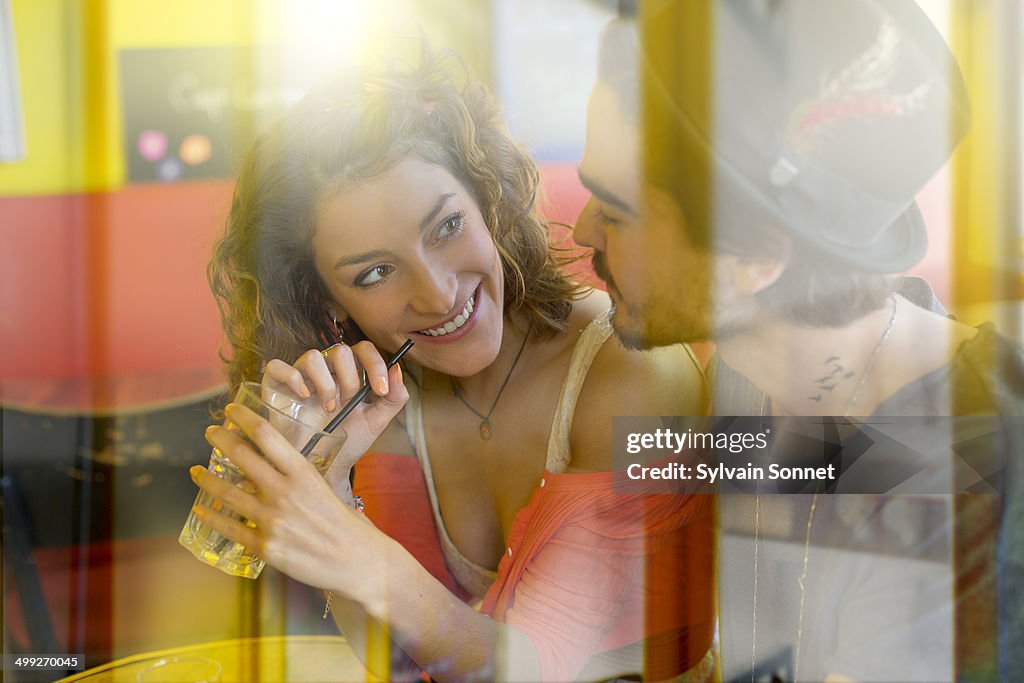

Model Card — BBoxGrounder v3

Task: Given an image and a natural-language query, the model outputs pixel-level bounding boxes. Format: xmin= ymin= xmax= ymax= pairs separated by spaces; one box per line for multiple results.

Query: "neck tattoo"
xmin=450 ymin=325 xmax=530 ymax=440
xmin=751 ymin=297 xmax=897 ymax=679
xmin=771 ymin=296 xmax=899 ymax=417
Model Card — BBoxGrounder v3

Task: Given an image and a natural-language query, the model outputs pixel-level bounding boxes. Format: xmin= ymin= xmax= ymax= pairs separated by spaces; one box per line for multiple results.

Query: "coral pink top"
xmin=355 ymin=311 xmax=714 ymax=680
xmin=481 ymin=468 xmax=715 ymax=681
xmin=356 ymin=454 xmax=715 ymax=681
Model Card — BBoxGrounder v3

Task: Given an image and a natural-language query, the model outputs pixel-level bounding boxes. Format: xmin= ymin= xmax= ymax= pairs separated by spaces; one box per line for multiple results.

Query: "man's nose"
xmin=572 ymin=197 xmax=606 ymax=251
xmin=409 ymin=260 xmax=459 ymax=316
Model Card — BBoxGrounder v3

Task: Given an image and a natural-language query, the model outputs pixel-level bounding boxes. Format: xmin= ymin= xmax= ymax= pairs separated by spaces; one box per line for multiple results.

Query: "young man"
xmin=574 ymin=1 xmax=1022 ymax=680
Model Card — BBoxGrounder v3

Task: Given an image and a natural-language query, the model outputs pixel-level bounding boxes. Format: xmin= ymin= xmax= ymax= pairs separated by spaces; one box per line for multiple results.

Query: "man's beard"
xmin=592 ymin=252 xmax=664 ymax=350
xmin=592 ymin=251 xmax=722 ymax=349
xmin=609 ymin=305 xmax=656 ymax=350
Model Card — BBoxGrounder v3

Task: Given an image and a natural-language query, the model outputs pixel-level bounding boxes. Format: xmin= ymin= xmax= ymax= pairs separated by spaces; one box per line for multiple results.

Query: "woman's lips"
xmin=409 ymin=286 xmax=481 ymax=344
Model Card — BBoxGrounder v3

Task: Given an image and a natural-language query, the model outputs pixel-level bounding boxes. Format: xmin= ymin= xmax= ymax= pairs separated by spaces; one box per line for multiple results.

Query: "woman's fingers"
xmin=350 ymin=341 xmax=390 ymax=396
xmin=262 ymin=358 xmax=313 ymax=400
xmin=265 ymin=340 xmax=400 ymax=419
xmin=190 ymin=504 xmax=264 ymax=556
xmin=203 ymin=424 xmax=280 ymax=486
xmin=295 ymin=349 xmax=342 ymax=413
xmin=189 ymin=465 xmax=266 ymax=524
xmin=245 ymin=341 xmax=411 ymax=486
xmin=362 ymin=363 xmax=409 ymax=432
xmin=223 ymin=403 xmax=311 ymax=479
xmin=320 ymin=343 xmax=363 ymax=405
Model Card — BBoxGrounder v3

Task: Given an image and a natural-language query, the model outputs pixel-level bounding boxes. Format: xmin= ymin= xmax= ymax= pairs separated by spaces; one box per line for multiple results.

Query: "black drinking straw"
xmin=299 ymin=339 xmax=414 ymax=456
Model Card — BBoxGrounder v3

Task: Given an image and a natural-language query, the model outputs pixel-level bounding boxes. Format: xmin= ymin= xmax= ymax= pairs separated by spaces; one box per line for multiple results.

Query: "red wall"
xmin=0 ymin=164 xmax=592 ymax=411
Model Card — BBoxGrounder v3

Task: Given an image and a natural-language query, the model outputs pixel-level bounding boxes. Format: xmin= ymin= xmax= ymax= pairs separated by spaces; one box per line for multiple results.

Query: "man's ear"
xmin=721 ymin=253 xmax=787 ymax=295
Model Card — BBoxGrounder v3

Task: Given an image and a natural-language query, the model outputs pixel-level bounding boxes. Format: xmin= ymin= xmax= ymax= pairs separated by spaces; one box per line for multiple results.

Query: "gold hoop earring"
xmin=327 ymin=311 xmax=345 ymax=344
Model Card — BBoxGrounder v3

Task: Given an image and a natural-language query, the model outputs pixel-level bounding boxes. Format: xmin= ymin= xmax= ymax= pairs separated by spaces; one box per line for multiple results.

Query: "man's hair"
xmin=209 ymin=43 xmax=583 ymax=395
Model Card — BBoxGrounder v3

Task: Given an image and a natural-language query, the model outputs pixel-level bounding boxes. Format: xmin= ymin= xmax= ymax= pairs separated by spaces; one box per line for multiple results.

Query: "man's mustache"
xmin=591 ymin=251 xmax=617 ymax=291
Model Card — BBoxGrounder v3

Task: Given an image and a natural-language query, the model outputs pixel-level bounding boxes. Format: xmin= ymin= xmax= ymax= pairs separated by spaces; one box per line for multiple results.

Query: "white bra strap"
xmin=544 ymin=310 xmax=615 ymax=473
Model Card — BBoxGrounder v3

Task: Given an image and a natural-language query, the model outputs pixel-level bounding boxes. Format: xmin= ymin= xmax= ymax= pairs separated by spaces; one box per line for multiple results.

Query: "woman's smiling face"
xmin=313 ymin=158 xmax=505 ymax=376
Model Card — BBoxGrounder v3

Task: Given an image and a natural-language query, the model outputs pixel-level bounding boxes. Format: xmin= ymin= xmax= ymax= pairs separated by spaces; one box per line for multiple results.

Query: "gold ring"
xmin=321 ymin=343 xmax=344 ymax=358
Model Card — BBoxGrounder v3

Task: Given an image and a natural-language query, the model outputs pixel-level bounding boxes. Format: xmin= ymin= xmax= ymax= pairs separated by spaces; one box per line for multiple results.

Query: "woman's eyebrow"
xmin=332 ymin=192 xmax=459 ymax=270
xmin=419 ymin=193 xmax=456 ymax=232
xmin=333 ymin=248 xmax=390 ymax=270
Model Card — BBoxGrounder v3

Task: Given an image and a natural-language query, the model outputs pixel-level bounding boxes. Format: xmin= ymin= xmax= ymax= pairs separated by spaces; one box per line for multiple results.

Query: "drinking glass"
xmin=179 ymin=381 xmax=345 ymax=578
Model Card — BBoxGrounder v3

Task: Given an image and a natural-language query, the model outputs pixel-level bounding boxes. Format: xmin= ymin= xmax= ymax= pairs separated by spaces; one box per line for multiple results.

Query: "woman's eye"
xmin=436 ymin=211 xmax=466 ymax=241
xmin=354 ymin=264 xmax=393 ymax=288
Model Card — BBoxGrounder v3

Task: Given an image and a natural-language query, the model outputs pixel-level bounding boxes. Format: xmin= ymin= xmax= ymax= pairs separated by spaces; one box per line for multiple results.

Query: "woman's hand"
xmin=262 ymin=341 xmax=409 ymax=492
xmin=191 ymin=402 xmax=388 ymax=595
xmin=191 ymin=402 xmax=541 ymax=681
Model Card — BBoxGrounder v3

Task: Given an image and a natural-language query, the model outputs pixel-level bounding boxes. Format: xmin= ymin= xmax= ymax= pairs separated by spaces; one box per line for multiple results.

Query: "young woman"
xmin=191 ymin=45 xmax=714 ymax=682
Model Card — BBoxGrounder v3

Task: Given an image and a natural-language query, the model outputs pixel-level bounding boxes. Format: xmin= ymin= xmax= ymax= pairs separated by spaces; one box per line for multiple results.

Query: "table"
xmin=57 ymin=635 xmax=381 ymax=682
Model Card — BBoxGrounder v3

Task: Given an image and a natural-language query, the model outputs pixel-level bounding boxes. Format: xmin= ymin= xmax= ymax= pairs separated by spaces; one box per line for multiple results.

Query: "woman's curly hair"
xmin=208 ymin=44 xmax=584 ymax=396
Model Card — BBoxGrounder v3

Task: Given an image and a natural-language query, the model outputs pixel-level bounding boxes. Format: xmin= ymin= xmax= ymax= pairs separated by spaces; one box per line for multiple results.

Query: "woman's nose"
xmin=408 ymin=261 xmax=459 ymax=316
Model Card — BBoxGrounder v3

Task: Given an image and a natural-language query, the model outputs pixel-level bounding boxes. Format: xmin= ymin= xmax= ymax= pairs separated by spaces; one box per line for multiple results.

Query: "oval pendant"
xmin=480 ymin=420 xmax=492 ymax=440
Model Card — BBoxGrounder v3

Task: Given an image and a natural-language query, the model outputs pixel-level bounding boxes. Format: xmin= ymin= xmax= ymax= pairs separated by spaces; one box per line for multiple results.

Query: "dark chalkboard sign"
xmin=119 ymin=46 xmax=314 ymax=183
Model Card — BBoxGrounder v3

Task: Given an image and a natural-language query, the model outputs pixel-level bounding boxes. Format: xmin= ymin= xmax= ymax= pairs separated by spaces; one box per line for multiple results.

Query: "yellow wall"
xmin=0 ymin=0 xmax=490 ymax=196
xmin=1 ymin=0 xmax=265 ymax=195
xmin=2 ymin=0 xmax=81 ymax=194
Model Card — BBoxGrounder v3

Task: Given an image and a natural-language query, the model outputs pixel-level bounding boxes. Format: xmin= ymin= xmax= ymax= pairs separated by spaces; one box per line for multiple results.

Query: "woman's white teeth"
xmin=420 ymin=294 xmax=475 ymax=336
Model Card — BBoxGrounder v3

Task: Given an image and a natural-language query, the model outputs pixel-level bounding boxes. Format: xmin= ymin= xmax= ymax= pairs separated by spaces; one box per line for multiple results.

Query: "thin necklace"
xmin=450 ymin=325 xmax=530 ymax=440
xmin=751 ymin=297 xmax=897 ymax=681
xmin=846 ymin=297 xmax=898 ymax=416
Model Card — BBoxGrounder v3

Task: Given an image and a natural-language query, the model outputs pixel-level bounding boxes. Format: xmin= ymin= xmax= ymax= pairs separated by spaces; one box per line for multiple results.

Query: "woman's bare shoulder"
xmin=572 ymin=289 xmax=707 ymax=413
xmin=566 ymin=301 xmax=709 ymax=472
xmin=565 ymin=289 xmax=612 ymax=333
